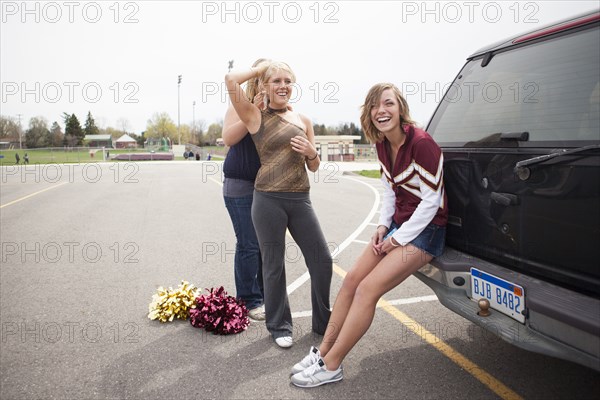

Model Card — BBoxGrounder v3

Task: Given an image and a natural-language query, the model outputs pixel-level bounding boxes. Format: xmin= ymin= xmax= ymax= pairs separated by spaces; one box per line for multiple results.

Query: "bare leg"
xmin=319 ymin=244 xmax=383 ymax=356
xmin=322 ymin=245 xmax=432 ymax=370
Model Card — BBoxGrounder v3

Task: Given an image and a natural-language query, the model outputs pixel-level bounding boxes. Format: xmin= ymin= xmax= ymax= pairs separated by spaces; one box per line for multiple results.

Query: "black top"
xmin=223 ymin=133 xmax=261 ymax=181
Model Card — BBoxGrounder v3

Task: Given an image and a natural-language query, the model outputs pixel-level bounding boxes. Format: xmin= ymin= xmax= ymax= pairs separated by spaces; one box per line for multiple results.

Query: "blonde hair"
xmin=360 ymin=83 xmax=415 ymax=144
xmin=244 ymin=58 xmax=271 ymax=100
xmin=260 ymin=61 xmax=296 ymax=87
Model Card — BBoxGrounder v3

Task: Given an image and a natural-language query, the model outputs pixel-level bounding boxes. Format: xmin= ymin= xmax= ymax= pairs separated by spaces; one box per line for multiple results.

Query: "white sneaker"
xmin=291 ymin=346 xmax=320 ymax=375
xmin=275 ymin=336 xmax=293 ymax=348
xmin=248 ymin=305 xmax=266 ymax=321
xmin=291 ymin=358 xmax=343 ymax=388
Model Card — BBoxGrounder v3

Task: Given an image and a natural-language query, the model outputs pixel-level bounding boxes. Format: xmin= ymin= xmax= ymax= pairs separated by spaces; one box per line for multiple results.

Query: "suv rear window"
xmin=429 ymin=27 xmax=599 ymax=147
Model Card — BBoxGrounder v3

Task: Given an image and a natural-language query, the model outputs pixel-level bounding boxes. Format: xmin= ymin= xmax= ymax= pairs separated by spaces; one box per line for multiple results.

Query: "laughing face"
xmin=370 ymin=88 xmax=401 ymax=134
xmin=266 ymin=70 xmax=293 ymax=108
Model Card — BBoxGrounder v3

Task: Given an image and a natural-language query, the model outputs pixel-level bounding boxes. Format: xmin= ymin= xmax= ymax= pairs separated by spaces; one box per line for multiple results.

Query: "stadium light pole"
xmin=16 ymin=113 xmax=23 ymax=149
xmin=177 ymin=75 xmax=182 ymax=145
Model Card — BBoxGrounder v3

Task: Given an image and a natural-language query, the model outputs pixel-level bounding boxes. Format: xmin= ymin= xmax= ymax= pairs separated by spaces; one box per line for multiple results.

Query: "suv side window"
xmin=429 ymin=27 xmax=599 ymax=146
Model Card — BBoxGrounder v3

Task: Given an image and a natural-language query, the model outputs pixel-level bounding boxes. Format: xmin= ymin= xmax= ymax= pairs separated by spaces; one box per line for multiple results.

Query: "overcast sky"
xmin=1 ymin=0 xmax=598 ymax=134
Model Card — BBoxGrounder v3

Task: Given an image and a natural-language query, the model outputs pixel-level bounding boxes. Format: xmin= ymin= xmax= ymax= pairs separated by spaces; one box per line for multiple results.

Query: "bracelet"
xmin=306 ymin=152 xmax=318 ymax=161
xmin=389 ymin=237 xmax=400 ymax=247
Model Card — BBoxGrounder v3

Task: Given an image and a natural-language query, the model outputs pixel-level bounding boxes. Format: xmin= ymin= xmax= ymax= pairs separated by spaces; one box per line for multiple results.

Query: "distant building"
xmin=84 ymin=134 xmax=112 ymax=148
xmin=115 ymin=134 xmax=137 ymax=149
xmin=222 ymin=135 xmax=362 ymax=161
xmin=314 ymin=135 xmax=361 ymax=161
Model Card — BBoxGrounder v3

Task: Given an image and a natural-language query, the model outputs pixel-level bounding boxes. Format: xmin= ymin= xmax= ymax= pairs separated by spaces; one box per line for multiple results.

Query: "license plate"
xmin=470 ymin=268 xmax=525 ymax=323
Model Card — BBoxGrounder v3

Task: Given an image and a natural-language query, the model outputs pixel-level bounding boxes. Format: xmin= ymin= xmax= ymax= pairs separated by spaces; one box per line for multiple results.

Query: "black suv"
xmin=416 ymin=10 xmax=600 ymax=371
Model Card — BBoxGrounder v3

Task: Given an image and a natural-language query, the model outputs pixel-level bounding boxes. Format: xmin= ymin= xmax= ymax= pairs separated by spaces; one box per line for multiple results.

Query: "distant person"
xmin=206 ymin=152 xmax=212 ymax=161
xmin=23 ymin=153 xmax=29 ymax=164
xmin=15 ymin=153 xmax=20 ymax=164
xmin=195 ymin=152 xmax=200 ymax=161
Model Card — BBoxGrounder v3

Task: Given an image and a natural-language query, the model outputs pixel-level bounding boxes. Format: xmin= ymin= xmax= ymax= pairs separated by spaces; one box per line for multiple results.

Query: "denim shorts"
xmin=389 ymin=221 xmax=446 ymax=258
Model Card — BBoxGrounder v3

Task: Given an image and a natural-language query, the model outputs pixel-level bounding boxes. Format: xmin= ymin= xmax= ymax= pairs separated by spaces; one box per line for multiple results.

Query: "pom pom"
xmin=148 ymin=281 xmax=199 ymax=322
xmin=189 ymin=286 xmax=249 ymax=334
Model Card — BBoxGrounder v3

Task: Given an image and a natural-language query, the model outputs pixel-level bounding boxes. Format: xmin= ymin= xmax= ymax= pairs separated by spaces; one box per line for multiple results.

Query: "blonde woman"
xmin=225 ymin=61 xmax=332 ymax=348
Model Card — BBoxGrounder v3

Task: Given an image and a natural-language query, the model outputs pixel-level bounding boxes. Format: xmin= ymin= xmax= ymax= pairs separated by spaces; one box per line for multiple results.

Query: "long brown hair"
xmin=360 ymin=83 xmax=415 ymax=144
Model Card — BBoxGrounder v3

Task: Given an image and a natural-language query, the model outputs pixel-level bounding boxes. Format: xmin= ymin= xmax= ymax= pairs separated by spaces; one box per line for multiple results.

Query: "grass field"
xmin=358 ymin=169 xmax=381 ymax=178
xmin=0 ymin=148 xmax=224 ymax=165
xmin=0 ymin=148 xmax=146 ymax=165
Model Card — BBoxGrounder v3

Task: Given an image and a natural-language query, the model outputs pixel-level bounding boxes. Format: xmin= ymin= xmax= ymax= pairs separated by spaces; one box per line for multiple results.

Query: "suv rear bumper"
xmin=415 ymin=248 xmax=600 ymax=371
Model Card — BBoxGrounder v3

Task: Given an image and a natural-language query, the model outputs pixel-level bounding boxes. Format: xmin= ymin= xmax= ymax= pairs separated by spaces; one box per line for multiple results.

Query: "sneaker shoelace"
xmin=302 ymin=359 xmax=325 ymax=377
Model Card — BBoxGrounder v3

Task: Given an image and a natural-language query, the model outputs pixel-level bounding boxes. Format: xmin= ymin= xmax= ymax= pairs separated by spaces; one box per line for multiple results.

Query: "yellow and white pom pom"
xmin=147 ymin=280 xmax=199 ymax=323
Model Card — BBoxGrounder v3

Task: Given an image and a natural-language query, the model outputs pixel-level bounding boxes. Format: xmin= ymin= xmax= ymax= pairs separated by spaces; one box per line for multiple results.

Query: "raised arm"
xmin=224 ymin=67 xmax=266 ymax=134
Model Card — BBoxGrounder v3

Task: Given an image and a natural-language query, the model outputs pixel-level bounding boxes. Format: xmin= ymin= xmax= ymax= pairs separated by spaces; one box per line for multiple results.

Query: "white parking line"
xmin=385 ymin=294 xmax=438 ymax=306
xmin=286 ymin=175 xmax=381 ymax=295
xmin=291 ymin=295 xmax=438 ymax=319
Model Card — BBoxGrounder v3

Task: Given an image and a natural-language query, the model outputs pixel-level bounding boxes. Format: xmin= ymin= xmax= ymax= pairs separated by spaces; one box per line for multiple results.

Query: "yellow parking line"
xmin=0 ymin=182 xmax=68 ymax=209
xmin=332 ymin=263 xmax=523 ymax=400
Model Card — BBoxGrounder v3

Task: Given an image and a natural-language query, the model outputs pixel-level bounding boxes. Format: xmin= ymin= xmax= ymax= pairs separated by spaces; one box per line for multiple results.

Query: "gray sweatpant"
xmin=251 ymin=190 xmax=332 ymax=338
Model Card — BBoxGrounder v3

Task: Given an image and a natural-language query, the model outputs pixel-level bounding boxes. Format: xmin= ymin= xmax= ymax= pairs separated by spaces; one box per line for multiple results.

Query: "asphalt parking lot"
xmin=1 ymin=161 xmax=599 ymax=399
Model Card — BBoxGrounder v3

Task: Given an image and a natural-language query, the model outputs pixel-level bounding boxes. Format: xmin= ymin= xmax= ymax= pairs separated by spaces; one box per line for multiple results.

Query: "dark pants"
xmin=252 ymin=190 xmax=332 ymax=338
xmin=224 ymin=194 xmax=264 ymax=310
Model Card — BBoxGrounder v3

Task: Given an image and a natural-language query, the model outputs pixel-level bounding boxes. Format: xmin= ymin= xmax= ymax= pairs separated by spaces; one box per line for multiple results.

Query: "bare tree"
xmin=0 ymin=116 xmax=20 ymax=143
xmin=117 ymin=117 xmax=131 ymax=135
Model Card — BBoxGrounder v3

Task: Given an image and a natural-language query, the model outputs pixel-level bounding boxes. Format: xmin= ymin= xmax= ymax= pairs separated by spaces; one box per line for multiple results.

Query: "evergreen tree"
xmin=63 ymin=113 xmax=84 ymax=146
xmin=338 ymin=123 xmax=351 ymax=136
xmin=62 ymin=113 xmax=71 ymax=146
xmin=348 ymin=122 xmax=366 ymax=143
xmin=84 ymin=111 xmax=100 ymax=136
xmin=313 ymin=124 xmax=327 ymax=136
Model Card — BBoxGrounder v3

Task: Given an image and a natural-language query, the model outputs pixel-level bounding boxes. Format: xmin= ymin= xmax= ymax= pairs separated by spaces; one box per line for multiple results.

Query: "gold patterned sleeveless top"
xmin=251 ymin=110 xmax=310 ymax=192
